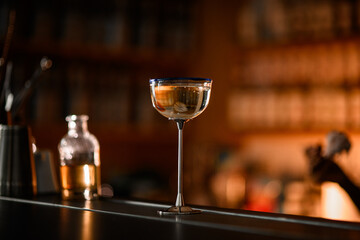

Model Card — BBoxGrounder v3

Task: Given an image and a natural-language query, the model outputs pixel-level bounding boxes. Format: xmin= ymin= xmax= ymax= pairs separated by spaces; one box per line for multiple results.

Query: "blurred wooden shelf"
xmin=11 ymin=41 xmax=190 ymax=72
xmin=235 ymin=35 xmax=360 ymax=51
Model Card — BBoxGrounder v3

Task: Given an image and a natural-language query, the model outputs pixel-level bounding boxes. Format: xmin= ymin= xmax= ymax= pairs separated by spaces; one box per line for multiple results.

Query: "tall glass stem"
xmin=175 ymin=119 xmax=185 ymax=207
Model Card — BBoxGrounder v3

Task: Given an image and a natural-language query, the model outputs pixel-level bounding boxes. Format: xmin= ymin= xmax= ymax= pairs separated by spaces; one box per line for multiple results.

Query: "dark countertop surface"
xmin=1 ymin=195 xmax=360 ymax=240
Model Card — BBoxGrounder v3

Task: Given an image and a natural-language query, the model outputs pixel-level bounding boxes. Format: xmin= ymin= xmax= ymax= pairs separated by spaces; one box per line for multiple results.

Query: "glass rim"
xmin=149 ymin=77 xmax=212 ymax=83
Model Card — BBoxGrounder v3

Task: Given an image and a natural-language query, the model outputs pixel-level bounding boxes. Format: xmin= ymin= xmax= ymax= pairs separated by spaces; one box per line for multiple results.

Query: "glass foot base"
xmin=157 ymin=206 xmax=201 ymax=215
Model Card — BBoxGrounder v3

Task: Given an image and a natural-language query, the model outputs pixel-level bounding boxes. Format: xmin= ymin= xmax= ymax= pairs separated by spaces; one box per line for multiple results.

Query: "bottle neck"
xmin=67 ymin=120 xmax=89 ymax=136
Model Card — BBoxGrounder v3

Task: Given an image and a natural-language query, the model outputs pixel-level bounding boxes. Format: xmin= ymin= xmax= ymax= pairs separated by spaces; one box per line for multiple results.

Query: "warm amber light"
xmin=81 ymin=201 xmax=93 ymax=240
xmin=225 ymin=173 xmax=246 ymax=208
xmin=321 ymin=182 xmax=360 ymax=221
xmin=83 ymin=164 xmax=91 ymax=187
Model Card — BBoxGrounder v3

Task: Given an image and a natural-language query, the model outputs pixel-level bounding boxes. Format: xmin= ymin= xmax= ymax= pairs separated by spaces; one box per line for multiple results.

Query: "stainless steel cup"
xmin=0 ymin=125 xmax=37 ymax=197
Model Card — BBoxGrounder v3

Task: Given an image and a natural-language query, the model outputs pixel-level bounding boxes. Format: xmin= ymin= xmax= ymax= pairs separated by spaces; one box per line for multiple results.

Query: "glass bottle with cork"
xmin=58 ymin=115 xmax=101 ymax=200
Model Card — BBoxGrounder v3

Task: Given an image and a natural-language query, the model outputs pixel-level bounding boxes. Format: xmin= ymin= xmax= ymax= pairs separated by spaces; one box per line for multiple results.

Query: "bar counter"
xmin=0 ymin=195 xmax=360 ymax=239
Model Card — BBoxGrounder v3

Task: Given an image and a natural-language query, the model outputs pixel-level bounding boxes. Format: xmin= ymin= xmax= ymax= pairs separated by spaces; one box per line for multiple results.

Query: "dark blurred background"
xmin=2 ymin=0 xmax=360 ymax=222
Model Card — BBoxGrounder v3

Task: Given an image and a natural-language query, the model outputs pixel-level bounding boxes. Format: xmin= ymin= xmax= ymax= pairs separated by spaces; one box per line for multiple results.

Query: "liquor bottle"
xmin=58 ymin=115 xmax=101 ymax=200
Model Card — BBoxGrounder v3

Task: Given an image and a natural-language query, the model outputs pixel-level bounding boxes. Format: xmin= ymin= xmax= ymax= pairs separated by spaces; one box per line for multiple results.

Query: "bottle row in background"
xmin=24 ymin=60 xmax=159 ymax=126
xmin=228 ymin=87 xmax=360 ymax=131
xmin=232 ymin=0 xmax=360 ymax=131
xmin=232 ymin=41 xmax=360 ymax=87
xmin=1 ymin=0 xmax=195 ymax=51
xmin=237 ymin=0 xmax=360 ymax=45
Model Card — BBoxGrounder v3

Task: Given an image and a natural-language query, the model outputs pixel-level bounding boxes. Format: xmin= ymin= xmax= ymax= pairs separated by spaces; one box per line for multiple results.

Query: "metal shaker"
xmin=0 ymin=125 xmax=37 ymax=197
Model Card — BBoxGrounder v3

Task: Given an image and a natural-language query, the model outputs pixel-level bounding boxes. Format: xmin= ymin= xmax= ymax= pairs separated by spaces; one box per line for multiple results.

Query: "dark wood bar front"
xmin=0 ymin=196 xmax=360 ymax=240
